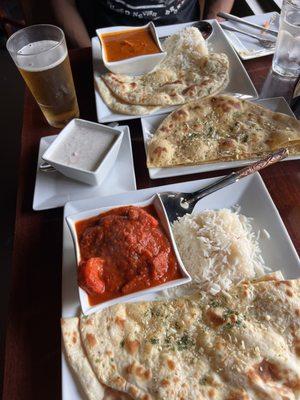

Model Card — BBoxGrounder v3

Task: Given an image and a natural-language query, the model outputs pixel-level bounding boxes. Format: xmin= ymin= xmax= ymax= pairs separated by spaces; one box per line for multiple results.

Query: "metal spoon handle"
xmin=218 ymin=12 xmax=278 ymax=36
xmin=39 ymin=161 xmax=56 ymax=172
xmin=237 ymin=148 xmax=288 ymax=178
xmin=186 ymin=148 xmax=288 ymax=204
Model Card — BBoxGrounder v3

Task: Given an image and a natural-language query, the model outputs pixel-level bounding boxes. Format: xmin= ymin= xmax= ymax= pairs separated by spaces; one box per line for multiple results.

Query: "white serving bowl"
xmin=66 ymin=195 xmax=191 ymax=315
xmin=42 ymin=119 xmax=123 ymax=186
xmin=96 ymin=22 xmax=166 ymax=75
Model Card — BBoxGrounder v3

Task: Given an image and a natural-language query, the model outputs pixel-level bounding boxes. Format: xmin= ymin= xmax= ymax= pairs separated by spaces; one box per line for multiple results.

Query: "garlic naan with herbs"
xmin=100 ymin=27 xmax=229 ymax=108
xmin=147 ymin=95 xmax=300 ymax=168
xmin=71 ymin=278 xmax=300 ymax=400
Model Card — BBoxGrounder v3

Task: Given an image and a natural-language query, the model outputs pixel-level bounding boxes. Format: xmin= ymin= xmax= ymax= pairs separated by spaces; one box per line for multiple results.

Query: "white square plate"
xmin=141 ymin=97 xmax=299 ymax=180
xmin=222 ymin=12 xmax=279 ymax=60
xmin=62 ymin=173 xmax=300 ymax=399
xmin=92 ymin=19 xmax=258 ymax=123
xmin=33 ymin=126 xmax=136 ymax=210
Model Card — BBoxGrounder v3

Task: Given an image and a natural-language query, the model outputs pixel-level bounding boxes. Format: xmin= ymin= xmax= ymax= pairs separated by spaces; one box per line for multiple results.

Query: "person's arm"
xmin=51 ymin=0 xmax=91 ymax=48
xmin=205 ymin=0 xmax=235 ymax=20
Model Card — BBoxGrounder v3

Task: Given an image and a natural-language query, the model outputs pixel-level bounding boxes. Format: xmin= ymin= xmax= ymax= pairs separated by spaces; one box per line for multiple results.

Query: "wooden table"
xmin=2 ymin=47 xmax=300 ymax=400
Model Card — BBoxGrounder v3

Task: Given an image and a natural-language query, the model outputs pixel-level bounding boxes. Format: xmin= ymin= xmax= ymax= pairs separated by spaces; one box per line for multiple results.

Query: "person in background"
xmin=51 ymin=0 xmax=234 ymax=48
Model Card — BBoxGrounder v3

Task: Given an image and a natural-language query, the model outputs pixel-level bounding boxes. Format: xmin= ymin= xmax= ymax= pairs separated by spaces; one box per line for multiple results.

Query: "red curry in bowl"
xmin=76 ymin=205 xmax=182 ymax=306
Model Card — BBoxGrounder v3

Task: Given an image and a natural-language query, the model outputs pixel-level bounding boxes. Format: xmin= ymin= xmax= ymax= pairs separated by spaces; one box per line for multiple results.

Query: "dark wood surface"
xmin=2 ymin=48 xmax=300 ymax=400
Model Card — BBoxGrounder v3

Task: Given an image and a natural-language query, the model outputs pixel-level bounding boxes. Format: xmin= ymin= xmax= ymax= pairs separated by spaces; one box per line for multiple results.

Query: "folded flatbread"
xmin=147 ymin=95 xmax=300 ymax=167
xmin=101 ymin=27 xmax=229 ymax=107
xmin=61 ymin=318 xmax=131 ymax=400
xmin=95 ymin=77 xmax=160 ymax=116
xmin=76 ymin=278 xmax=300 ymax=400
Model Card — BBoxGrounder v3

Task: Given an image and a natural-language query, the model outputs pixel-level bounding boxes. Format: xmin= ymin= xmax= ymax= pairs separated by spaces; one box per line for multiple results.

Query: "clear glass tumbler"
xmin=272 ymin=0 xmax=300 ymax=77
xmin=6 ymin=24 xmax=79 ymax=128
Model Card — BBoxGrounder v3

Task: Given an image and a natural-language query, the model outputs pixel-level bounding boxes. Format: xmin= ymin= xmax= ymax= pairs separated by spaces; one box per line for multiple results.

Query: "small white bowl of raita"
xmin=42 ymin=119 xmax=123 ymax=186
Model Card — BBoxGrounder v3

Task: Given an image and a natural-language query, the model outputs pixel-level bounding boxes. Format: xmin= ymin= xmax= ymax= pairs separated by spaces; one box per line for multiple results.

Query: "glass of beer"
xmin=6 ymin=24 xmax=79 ymax=128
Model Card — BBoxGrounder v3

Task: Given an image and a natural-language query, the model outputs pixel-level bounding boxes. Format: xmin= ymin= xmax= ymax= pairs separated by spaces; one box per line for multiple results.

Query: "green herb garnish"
xmin=176 ymin=334 xmax=194 ymax=350
xmin=165 ymin=336 xmax=171 ymax=345
xmin=223 ymin=308 xmax=238 ymax=318
xmin=241 ymin=134 xmax=249 ymax=143
xmin=223 ymin=322 xmax=234 ymax=330
xmin=174 ymin=321 xmax=181 ymax=330
xmin=210 ymin=300 xmax=220 ymax=308
xmin=199 ymin=376 xmax=208 ymax=385
xmin=151 ymin=308 xmax=161 ymax=318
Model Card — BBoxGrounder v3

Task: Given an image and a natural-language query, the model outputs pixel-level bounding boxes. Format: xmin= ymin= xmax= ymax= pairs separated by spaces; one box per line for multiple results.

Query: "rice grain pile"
xmin=170 ymin=208 xmax=268 ymax=296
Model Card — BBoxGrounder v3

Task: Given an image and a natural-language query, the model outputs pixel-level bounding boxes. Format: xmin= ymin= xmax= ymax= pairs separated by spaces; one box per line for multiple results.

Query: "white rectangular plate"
xmin=222 ymin=12 xmax=279 ymax=60
xmin=141 ymin=97 xmax=299 ymax=180
xmin=92 ymin=19 xmax=258 ymax=123
xmin=33 ymin=126 xmax=136 ymax=210
xmin=62 ymin=173 xmax=299 ymax=399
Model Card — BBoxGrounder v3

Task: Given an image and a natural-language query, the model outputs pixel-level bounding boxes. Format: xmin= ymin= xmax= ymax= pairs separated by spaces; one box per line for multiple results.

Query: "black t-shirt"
xmin=76 ymin=0 xmax=200 ymax=35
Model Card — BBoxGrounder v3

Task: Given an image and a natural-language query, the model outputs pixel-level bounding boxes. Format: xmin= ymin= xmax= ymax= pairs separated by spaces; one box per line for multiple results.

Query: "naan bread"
xmin=95 ymin=77 xmax=160 ymax=116
xmin=147 ymin=95 xmax=300 ymax=167
xmin=61 ymin=317 xmax=131 ymax=400
xmin=80 ymin=279 xmax=300 ymax=400
xmin=101 ymin=27 xmax=229 ymax=107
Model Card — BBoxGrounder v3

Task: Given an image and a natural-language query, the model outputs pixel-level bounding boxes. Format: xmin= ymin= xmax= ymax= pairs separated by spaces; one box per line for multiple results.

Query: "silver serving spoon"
xmin=39 ymin=161 xmax=55 ymax=172
xmin=158 ymin=148 xmax=288 ymax=224
xmin=220 ymin=24 xmax=276 ymax=49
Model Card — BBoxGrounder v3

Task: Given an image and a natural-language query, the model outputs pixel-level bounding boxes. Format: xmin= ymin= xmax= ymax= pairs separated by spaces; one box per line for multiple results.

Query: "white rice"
xmin=167 ymin=208 xmax=268 ymax=297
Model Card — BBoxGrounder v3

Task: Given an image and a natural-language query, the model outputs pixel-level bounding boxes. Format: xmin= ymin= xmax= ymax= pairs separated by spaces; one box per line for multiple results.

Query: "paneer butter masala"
xmin=76 ymin=205 xmax=181 ymax=305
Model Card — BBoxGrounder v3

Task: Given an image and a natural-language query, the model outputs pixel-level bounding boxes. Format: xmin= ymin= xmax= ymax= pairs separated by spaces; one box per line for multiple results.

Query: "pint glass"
xmin=272 ymin=0 xmax=300 ymax=77
xmin=7 ymin=24 xmax=79 ymax=128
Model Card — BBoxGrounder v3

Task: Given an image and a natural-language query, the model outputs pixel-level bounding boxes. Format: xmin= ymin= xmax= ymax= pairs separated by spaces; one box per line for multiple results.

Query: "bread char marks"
xmin=210 ymin=95 xmax=243 ymax=113
xmin=75 ymin=279 xmax=300 ymax=400
xmin=252 ymin=359 xmax=300 ymax=390
xmin=147 ymin=94 xmax=300 ymax=168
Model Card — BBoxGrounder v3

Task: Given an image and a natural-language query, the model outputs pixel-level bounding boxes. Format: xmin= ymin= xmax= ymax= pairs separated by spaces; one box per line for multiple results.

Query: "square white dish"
xmin=221 ymin=12 xmax=279 ymax=60
xmin=66 ymin=194 xmax=191 ymax=315
xmin=42 ymin=119 xmax=123 ymax=186
xmin=33 ymin=125 xmax=136 ymax=210
xmin=141 ymin=96 xmax=299 ymax=180
xmin=96 ymin=22 xmax=166 ymax=75
xmin=92 ymin=19 xmax=258 ymax=123
xmin=62 ymin=173 xmax=300 ymax=399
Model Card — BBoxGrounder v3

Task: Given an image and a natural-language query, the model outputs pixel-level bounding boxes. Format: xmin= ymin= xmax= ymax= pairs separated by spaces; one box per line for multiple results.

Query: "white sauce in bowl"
xmin=52 ymin=126 xmax=116 ymax=171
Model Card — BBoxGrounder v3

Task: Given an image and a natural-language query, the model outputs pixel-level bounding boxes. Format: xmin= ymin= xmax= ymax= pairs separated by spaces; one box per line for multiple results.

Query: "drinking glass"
xmin=6 ymin=24 xmax=79 ymax=128
xmin=272 ymin=0 xmax=300 ymax=77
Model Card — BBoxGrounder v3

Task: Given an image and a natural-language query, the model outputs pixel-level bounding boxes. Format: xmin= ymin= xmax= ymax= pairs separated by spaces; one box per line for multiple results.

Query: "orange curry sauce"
xmin=76 ymin=205 xmax=182 ymax=305
xmin=100 ymin=27 xmax=160 ymax=62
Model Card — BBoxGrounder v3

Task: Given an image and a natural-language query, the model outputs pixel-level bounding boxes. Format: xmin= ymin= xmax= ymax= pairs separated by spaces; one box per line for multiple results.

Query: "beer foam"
xmin=17 ymin=40 xmax=67 ymax=72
